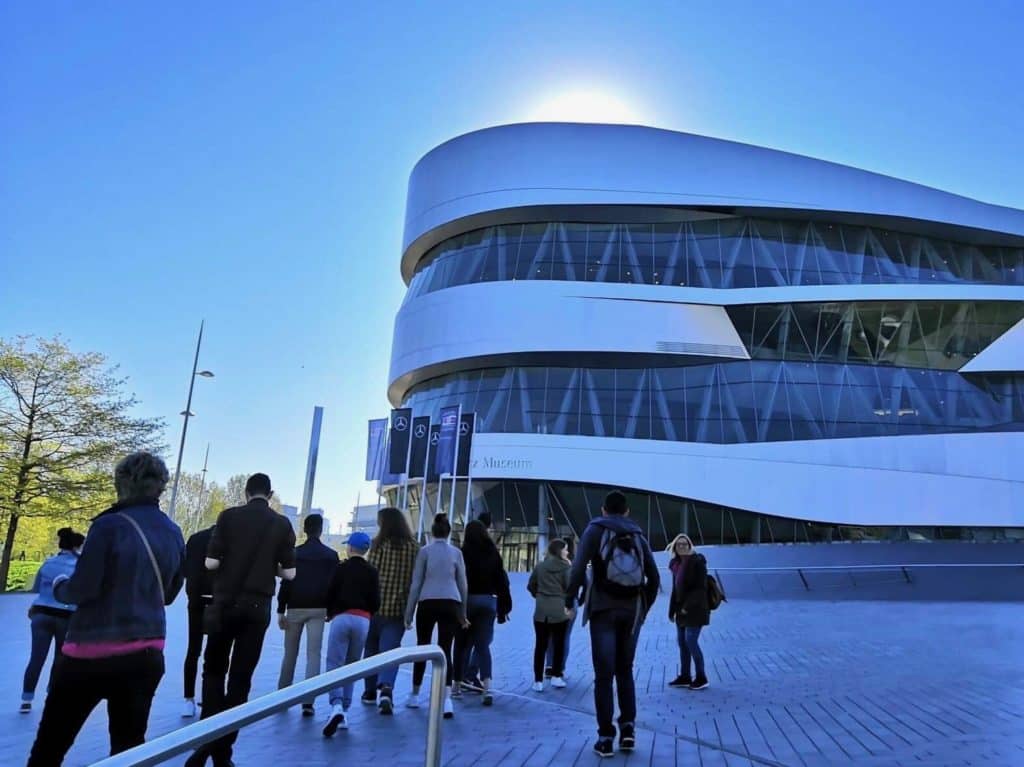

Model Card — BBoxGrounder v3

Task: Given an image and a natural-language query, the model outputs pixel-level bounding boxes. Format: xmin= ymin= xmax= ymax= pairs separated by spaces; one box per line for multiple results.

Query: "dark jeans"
xmin=362 ymin=615 xmax=406 ymax=694
xmin=26 ymin=648 xmax=164 ymax=767
xmin=191 ymin=598 xmax=271 ymax=764
xmin=184 ymin=600 xmax=210 ymax=699
xmin=589 ymin=608 xmax=640 ymax=738
xmin=23 ymin=612 xmax=71 ymax=701
xmin=546 ymin=608 xmax=575 ymax=670
xmin=678 ymin=624 xmax=705 ymax=677
xmin=412 ymin=599 xmax=459 ymax=688
xmin=453 ymin=594 xmax=497 ymax=682
xmin=533 ymin=619 xmax=568 ymax=682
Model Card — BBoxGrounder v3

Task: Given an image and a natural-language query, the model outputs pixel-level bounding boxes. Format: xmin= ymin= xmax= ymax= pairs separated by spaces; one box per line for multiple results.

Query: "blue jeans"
xmin=326 ymin=614 xmax=370 ymax=709
xmin=454 ymin=595 xmax=497 ymax=682
xmin=678 ymin=624 xmax=705 ymax=678
xmin=589 ymin=608 xmax=640 ymax=738
xmin=362 ymin=616 xmax=406 ymax=693
xmin=23 ymin=612 xmax=70 ymax=701
xmin=547 ymin=607 xmax=575 ymax=670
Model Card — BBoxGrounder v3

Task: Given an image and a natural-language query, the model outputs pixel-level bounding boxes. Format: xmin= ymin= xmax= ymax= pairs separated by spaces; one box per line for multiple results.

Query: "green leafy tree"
xmin=175 ymin=470 xmax=229 ymax=539
xmin=0 ymin=336 xmax=163 ymax=591
xmin=224 ymin=472 xmax=285 ymax=513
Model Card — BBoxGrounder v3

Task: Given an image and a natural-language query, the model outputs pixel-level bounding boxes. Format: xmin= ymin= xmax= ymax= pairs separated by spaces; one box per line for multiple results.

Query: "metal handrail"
xmin=710 ymin=562 xmax=1024 ymax=572
xmin=92 ymin=645 xmax=447 ymax=767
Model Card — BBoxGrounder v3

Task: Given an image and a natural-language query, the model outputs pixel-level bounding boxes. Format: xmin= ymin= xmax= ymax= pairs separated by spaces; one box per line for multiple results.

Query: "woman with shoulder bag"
xmin=667 ymin=534 xmax=710 ymax=691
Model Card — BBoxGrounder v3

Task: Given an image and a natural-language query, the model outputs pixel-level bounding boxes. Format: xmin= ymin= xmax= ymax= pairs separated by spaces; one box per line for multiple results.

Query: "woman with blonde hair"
xmin=667 ymin=534 xmax=709 ymax=690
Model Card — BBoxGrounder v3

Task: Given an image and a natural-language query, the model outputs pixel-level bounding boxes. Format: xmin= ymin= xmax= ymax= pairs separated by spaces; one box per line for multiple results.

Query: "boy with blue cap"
xmin=322 ymin=531 xmax=380 ymax=736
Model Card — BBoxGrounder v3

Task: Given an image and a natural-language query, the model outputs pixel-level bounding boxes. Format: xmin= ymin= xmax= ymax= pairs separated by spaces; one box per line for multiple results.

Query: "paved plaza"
xmin=0 ymin=577 xmax=1022 ymax=767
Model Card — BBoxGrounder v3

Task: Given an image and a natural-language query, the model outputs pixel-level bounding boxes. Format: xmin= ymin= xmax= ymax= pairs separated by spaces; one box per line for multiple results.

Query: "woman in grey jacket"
xmin=404 ymin=514 xmax=468 ymax=718
xmin=527 ymin=539 xmax=573 ymax=692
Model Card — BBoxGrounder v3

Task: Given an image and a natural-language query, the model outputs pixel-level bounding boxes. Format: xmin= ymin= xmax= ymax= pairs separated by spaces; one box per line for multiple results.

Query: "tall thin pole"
xmin=300 ymin=406 xmax=325 ymax=521
xmin=169 ymin=321 xmax=204 ymax=520
xmin=194 ymin=443 xmax=210 ymax=527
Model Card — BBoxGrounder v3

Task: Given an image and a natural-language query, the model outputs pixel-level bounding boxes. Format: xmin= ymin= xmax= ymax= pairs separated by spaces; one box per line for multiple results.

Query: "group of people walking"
xmin=20 ymin=450 xmax=717 ymax=765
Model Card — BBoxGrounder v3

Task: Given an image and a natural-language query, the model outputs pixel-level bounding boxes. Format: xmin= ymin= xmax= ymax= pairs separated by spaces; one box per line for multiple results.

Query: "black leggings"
xmin=533 ymin=620 xmax=568 ymax=682
xmin=412 ymin=599 xmax=460 ymax=687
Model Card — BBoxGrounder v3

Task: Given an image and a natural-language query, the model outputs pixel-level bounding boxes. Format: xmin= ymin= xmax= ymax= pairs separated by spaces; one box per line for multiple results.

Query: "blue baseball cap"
xmin=347 ymin=532 xmax=372 ymax=552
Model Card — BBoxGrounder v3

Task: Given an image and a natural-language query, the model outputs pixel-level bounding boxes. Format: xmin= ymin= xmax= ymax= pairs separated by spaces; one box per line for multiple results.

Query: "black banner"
xmin=387 ymin=408 xmax=413 ymax=475
xmin=408 ymin=416 xmax=431 ymax=479
xmin=426 ymin=424 xmax=442 ymax=482
xmin=457 ymin=412 xmax=476 ymax=477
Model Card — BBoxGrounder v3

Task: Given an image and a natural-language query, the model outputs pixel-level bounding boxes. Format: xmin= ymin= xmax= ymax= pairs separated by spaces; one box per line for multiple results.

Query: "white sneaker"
xmin=532 ymin=681 xmax=544 ymax=693
xmin=443 ymin=696 xmax=454 ymax=719
xmin=181 ymin=699 xmax=197 ymax=718
xmin=551 ymin=676 xmax=567 ymax=689
xmin=405 ymin=692 xmax=421 ymax=709
xmin=322 ymin=704 xmax=347 ymax=737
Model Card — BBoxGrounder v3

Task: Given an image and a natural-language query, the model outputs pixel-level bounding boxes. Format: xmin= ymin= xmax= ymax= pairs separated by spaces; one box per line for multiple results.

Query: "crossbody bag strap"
xmin=118 ymin=512 xmax=165 ymax=604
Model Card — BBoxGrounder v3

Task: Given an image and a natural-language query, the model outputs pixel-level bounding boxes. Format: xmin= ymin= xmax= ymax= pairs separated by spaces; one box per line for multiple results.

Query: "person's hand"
xmin=460 ymin=617 xmax=471 ymax=629
xmin=277 ymin=614 xmax=287 ymax=631
xmin=668 ymin=610 xmax=676 ymax=623
xmin=497 ymin=613 xmax=508 ymax=624
xmin=405 ymin=621 xmax=413 ymax=631
xmin=564 ymin=607 xmax=575 ymax=619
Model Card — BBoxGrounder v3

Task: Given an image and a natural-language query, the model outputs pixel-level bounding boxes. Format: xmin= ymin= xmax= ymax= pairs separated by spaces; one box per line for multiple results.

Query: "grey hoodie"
xmin=566 ymin=515 xmax=660 ymax=625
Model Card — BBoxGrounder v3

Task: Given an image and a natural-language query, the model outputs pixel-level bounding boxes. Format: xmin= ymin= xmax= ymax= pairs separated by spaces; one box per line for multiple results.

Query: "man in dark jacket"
xmin=182 ymin=524 xmax=215 ymax=718
xmin=185 ymin=473 xmax=296 ymax=767
xmin=276 ymin=513 xmax=338 ymax=715
xmin=566 ymin=490 xmax=659 ymax=759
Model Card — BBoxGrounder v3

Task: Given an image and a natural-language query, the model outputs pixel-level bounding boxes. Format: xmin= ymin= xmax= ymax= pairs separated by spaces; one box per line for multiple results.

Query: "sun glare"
xmin=525 ymin=87 xmax=645 ymax=125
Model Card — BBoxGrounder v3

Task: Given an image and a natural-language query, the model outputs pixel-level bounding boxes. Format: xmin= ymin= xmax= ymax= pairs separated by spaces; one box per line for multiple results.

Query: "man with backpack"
xmin=566 ymin=490 xmax=660 ymax=758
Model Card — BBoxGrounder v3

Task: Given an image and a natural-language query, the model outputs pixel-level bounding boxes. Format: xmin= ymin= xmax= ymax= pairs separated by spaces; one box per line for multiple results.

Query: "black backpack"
xmin=707 ymin=573 xmax=726 ymax=611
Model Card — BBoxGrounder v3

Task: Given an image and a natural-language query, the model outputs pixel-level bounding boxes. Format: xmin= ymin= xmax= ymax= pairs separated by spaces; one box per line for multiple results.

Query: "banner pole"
xmin=462 ymin=416 xmax=475 ymax=524
xmin=448 ymin=405 xmax=463 ymax=518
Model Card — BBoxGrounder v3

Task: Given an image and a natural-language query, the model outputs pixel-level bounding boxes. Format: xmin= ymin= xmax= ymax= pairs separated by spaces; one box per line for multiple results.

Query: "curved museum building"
xmin=388 ymin=122 xmax=1024 ymax=565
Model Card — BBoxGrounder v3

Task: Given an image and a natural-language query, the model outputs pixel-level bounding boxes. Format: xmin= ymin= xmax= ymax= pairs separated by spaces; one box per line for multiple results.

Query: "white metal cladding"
xmin=388 ymin=281 xmax=749 ymax=403
xmin=402 ymin=123 xmax=1024 ymax=280
xmin=466 ymin=431 xmax=1024 ymax=528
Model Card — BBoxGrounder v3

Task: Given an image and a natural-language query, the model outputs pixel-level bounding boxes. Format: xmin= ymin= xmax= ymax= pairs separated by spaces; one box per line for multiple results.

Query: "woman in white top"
xmin=404 ymin=513 xmax=468 ymax=718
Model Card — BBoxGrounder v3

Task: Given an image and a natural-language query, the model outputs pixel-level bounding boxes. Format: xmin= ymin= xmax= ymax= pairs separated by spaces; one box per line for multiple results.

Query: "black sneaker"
xmin=301 ymin=703 xmax=314 ymax=717
xmin=689 ymin=675 xmax=710 ymax=690
xmin=619 ymin=723 xmax=636 ymax=752
xmin=19 ymin=702 xmax=31 ymax=714
xmin=482 ymin=691 xmax=493 ymax=707
xmin=669 ymin=674 xmax=692 ymax=688
xmin=593 ymin=738 xmax=615 ymax=758
xmin=379 ymin=686 xmax=394 ymax=716
xmin=360 ymin=690 xmax=377 ymax=705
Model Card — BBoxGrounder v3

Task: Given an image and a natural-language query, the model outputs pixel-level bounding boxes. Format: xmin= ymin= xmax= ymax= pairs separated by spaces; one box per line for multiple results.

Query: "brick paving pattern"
xmin=0 ymin=578 xmax=1021 ymax=766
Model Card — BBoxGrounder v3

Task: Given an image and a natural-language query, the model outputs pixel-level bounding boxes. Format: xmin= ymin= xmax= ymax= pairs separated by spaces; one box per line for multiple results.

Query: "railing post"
xmin=901 ymin=566 xmax=912 ymax=584
xmin=797 ymin=568 xmax=810 ymax=591
xmin=424 ymin=653 xmax=446 ymax=767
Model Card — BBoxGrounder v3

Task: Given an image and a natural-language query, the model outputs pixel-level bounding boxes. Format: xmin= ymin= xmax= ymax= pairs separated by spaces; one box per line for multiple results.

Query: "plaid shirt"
xmin=367 ymin=538 xmax=420 ymax=618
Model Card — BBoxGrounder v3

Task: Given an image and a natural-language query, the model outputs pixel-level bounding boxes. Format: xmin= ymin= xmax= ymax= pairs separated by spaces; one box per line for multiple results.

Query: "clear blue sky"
xmin=3 ymin=1 xmax=1023 ymax=531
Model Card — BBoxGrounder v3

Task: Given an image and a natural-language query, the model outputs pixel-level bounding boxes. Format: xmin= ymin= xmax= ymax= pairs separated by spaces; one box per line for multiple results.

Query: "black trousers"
xmin=412 ymin=599 xmax=459 ymax=687
xmin=184 ymin=599 xmax=210 ymax=700
xmin=26 ymin=648 xmax=164 ymax=767
xmin=533 ymin=620 xmax=568 ymax=682
xmin=191 ymin=599 xmax=271 ymax=764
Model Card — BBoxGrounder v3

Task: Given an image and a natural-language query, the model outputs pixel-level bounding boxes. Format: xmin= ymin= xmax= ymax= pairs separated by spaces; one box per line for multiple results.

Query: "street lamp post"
xmin=168 ymin=321 xmax=214 ymax=521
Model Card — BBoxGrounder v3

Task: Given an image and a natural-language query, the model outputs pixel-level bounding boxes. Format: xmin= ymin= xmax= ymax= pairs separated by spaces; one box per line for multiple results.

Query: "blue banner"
xmin=435 ymin=405 xmax=461 ymax=478
xmin=365 ymin=418 xmax=387 ymax=481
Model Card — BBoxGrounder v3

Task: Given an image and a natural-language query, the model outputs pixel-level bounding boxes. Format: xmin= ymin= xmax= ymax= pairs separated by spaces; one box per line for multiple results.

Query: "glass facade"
xmin=405 ymin=218 xmax=1024 ymax=300
xmin=727 ymin=301 xmax=1024 ymax=371
xmin=403 ymin=363 xmax=1024 ymax=444
xmin=396 ymin=479 xmax=1024 ymax=569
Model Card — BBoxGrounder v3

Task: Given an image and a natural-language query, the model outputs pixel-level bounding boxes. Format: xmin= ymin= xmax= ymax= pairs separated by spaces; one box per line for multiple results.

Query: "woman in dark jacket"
xmin=26 ymin=452 xmax=186 ymax=766
xmin=667 ymin=534 xmax=710 ymax=690
xmin=452 ymin=520 xmax=511 ymax=706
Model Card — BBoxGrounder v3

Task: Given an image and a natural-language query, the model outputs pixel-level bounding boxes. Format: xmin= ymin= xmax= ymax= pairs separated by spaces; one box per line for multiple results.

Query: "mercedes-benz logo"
xmin=459 ymin=421 xmax=470 ymax=436
xmin=430 ymin=432 xmax=439 ymax=445
xmin=414 ymin=424 xmax=427 ymax=438
xmin=393 ymin=415 xmax=409 ymax=431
